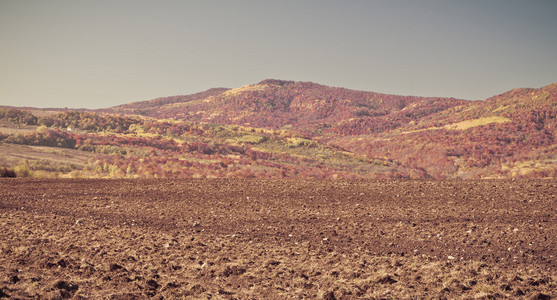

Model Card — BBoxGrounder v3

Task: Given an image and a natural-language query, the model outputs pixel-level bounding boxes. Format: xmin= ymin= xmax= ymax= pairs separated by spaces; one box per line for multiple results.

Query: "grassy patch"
xmin=223 ymin=84 xmax=270 ymax=97
xmin=444 ymin=116 xmax=511 ymax=130
xmin=228 ymin=134 xmax=267 ymax=145
xmin=287 ymin=137 xmax=314 ymax=148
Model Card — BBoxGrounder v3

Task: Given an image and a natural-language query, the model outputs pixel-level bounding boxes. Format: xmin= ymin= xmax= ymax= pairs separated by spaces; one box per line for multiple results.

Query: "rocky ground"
xmin=0 ymin=179 xmax=555 ymax=299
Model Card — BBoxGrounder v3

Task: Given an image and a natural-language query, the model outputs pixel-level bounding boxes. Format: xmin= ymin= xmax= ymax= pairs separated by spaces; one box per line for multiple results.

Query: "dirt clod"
xmin=0 ymin=288 xmax=10 ymax=298
xmin=323 ymin=291 xmax=336 ymax=300
xmin=146 ymin=279 xmax=160 ymax=289
xmin=531 ymin=293 xmax=551 ymax=300
xmin=110 ymin=263 xmax=126 ymax=272
xmin=222 ymin=266 xmax=246 ymax=277
xmin=57 ymin=259 xmax=67 ymax=268
xmin=54 ymin=280 xmax=78 ymax=292
xmin=377 ymin=275 xmax=398 ymax=284
xmin=9 ymin=275 xmax=19 ymax=284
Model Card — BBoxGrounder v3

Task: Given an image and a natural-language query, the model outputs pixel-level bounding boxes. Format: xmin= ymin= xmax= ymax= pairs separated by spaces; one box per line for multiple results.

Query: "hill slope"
xmin=1 ymin=80 xmax=556 ymax=179
xmin=108 ymin=79 xmax=469 ymax=136
xmin=330 ymin=83 xmax=557 ymax=178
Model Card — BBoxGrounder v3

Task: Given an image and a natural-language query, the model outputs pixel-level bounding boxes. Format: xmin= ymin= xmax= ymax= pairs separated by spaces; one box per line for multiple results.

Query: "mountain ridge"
xmin=105 ymin=79 xmax=472 ymax=136
xmin=1 ymin=79 xmax=556 ymax=179
xmin=98 ymin=79 xmax=557 ymax=178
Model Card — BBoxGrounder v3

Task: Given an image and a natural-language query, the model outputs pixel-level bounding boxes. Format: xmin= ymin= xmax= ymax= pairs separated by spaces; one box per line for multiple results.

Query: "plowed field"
xmin=0 ymin=179 xmax=555 ymax=299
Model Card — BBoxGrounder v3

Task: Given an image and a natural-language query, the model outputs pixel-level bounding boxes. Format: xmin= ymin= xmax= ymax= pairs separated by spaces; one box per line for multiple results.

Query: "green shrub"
xmin=234 ymin=134 xmax=267 ymax=145
xmin=287 ymin=137 xmax=314 ymax=148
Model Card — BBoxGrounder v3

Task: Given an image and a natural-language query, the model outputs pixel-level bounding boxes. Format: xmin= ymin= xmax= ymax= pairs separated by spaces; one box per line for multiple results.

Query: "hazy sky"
xmin=1 ymin=1 xmax=556 ymax=109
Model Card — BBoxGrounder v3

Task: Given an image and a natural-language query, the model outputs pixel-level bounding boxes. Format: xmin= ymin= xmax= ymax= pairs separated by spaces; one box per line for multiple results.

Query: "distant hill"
xmin=329 ymin=82 xmax=557 ymax=178
xmin=1 ymin=80 xmax=556 ymax=179
xmin=106 ymin=79 xmax=469 ymax=136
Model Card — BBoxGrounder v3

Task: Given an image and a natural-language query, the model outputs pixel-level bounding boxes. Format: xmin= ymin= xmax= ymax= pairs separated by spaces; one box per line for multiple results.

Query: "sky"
xmin=1 ymin=1 xmax=556 ymax=109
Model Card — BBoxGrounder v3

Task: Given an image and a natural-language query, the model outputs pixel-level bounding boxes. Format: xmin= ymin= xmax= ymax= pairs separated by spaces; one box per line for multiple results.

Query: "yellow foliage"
xmin=492 ymin=105 xmax=515 ymax=113
xmin=14 ymin=164 xmax=33 ymax=177
xmin=223 ymin=84 xmax=270 ymax=97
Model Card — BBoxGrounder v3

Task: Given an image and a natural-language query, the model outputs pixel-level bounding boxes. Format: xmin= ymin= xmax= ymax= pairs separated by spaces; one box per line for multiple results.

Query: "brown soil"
xmin=0 ymin=179 xmax=555 ymax=299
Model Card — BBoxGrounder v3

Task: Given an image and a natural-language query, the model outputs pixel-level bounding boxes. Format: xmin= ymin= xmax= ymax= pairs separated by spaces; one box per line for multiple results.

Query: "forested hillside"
xmin=1 ymin=80 xmax=555 ymax=179
xmin=0 ymin=109 xmax=397 ymax=179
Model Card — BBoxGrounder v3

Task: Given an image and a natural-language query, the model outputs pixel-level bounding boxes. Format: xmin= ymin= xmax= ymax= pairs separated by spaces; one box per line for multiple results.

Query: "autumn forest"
xmin=1 ymin=79 xmax=556 ymax=179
